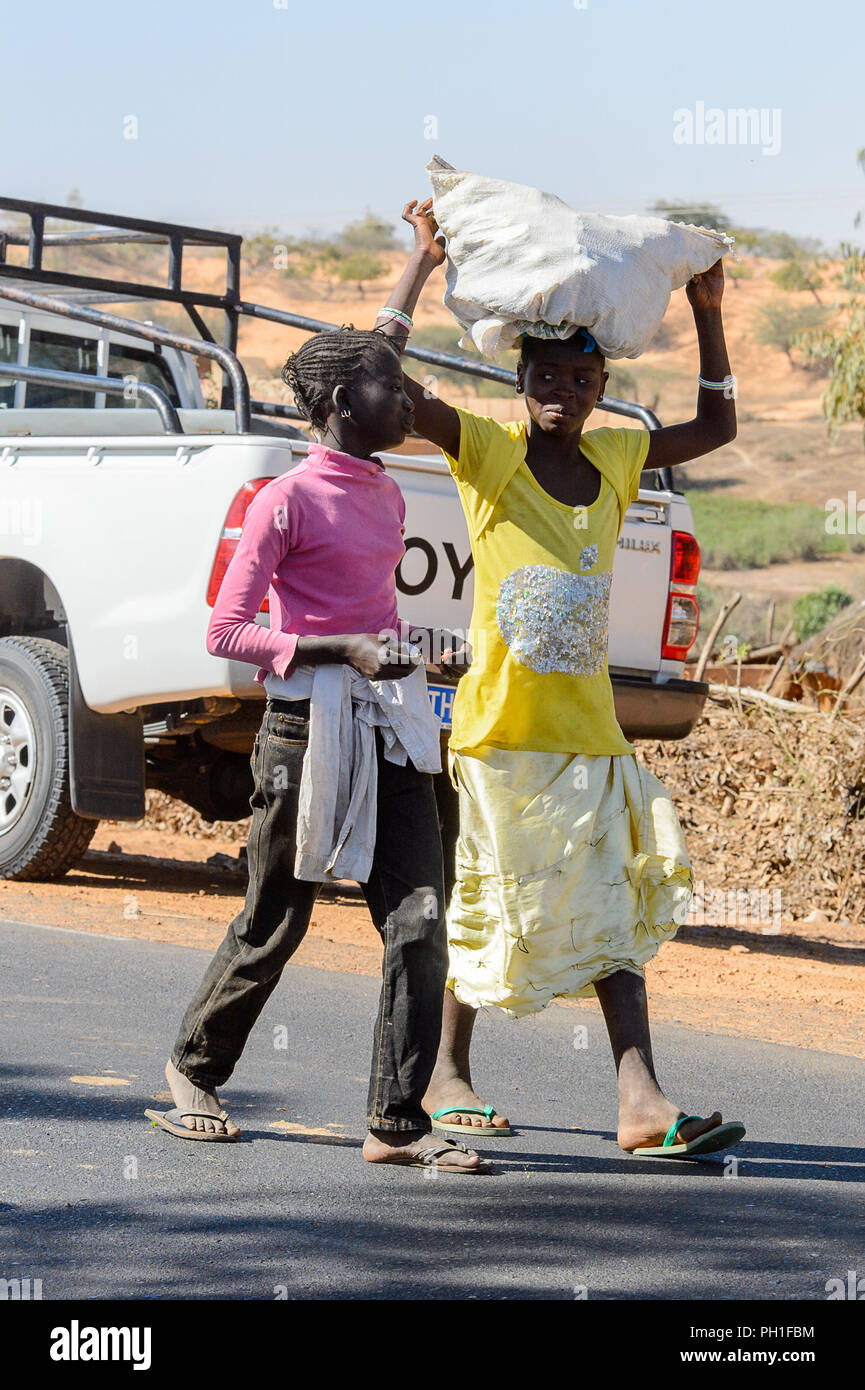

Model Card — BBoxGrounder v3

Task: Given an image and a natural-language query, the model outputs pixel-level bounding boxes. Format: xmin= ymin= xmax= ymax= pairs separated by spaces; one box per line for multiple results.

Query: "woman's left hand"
xmin=441 ymin=638 xmax=473 ymax=673
xmin=402 ymin=198 xmax=447 ymax=266
xmin=686 ymin=258 xmax=725 ymax=311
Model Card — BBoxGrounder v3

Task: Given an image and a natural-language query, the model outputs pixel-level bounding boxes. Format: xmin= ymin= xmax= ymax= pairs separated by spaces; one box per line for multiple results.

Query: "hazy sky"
xmin=3 ymin=0 xmax=862 ymax=249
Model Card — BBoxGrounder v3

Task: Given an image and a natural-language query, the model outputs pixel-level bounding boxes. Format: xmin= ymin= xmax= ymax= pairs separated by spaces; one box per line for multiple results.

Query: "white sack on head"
xmin=427 ymin=156 xmax=733 ymax=360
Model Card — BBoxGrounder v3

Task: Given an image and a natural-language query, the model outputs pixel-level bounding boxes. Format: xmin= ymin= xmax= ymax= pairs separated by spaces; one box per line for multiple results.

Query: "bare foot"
xmin=618 ymin=1099 xmax=723 ymax=1154
xmin=362 ymin=1128 xmax=485 ymax=1172
xmin=165 ymin=1059 xmax=241 ymax=1138
xmin=423 ymin=1072 xmax=510 ymax=1131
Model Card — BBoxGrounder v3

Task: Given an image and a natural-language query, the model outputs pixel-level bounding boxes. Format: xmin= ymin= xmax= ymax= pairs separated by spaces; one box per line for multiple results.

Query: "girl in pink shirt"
xmin=204 ymin=425 xmax=410 ymax=687
xmin=147 ymin=328 xmax=486 ymax=1175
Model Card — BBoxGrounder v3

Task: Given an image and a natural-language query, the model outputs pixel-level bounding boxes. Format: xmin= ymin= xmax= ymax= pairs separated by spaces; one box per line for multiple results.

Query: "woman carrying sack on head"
xmin=372 ymin=197 xmax=746 ymax=1160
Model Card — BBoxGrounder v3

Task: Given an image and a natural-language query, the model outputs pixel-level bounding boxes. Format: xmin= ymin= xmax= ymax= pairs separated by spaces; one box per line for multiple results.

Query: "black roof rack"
xmin=0 ymin=195 xmax=242 ymax=354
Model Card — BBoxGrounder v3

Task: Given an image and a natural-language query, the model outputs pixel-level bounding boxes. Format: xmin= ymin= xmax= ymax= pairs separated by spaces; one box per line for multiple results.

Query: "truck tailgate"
xmin=607 ymin=492 xmax=671 ymax=675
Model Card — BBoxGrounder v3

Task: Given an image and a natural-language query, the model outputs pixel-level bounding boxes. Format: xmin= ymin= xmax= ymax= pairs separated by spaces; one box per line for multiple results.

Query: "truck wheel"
xmin=0 ymin=637 xmax=98 ymax=881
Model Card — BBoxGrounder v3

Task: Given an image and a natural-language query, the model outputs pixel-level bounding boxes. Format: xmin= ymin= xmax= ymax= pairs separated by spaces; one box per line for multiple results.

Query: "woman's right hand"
xmin=343 ymin=633 xmax=420 ymax=681
xmin=402 ymin=198 xmax=447 ymax=267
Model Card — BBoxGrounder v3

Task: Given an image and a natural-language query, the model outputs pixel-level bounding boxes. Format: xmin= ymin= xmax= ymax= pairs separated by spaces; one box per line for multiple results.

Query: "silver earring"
xmin=340 ymin=408 xmax=351 ymax=419
xmin=597 ymin=393 xmax=604 ymax=403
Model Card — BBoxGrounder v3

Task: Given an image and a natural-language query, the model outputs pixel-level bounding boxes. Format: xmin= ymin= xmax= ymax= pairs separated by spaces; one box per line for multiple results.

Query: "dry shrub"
xmin=639 ymin=701 xmax=865 ymax=925
xmin=140 ymin=791 xmax=250 ymax=844
xmin=789 ymin=598 xmax=865 ymax=684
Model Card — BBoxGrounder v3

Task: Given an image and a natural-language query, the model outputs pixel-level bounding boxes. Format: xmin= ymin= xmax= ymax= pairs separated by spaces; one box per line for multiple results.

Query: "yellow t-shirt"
xmin=445 ymin=407 xmax=651 ymax=757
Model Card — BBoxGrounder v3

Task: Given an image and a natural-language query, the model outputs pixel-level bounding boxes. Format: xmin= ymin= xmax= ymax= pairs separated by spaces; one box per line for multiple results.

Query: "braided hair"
xmin=281 ymin=327 xmax=398 ymax=436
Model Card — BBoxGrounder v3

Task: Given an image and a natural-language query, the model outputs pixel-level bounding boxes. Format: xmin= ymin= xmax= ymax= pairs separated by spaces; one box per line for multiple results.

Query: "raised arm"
xmin=375 ymin=199 xmax=461 ymax=460
xmin=643 ymin=260 xmax=737 ymax=471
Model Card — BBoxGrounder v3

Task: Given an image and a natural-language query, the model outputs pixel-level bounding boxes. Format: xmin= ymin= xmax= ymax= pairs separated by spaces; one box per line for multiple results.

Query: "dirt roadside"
xmin=1 ymin=822 xmax=861 ymax=1061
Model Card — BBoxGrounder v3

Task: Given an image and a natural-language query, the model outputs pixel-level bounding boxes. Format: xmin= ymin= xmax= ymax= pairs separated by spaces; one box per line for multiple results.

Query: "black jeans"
xmin=171 ymin=700 xmax=448 ymax=1131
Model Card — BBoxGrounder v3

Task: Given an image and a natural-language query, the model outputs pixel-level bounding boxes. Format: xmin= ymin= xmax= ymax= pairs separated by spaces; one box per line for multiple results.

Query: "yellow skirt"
xmin=446 ymin=747 xmax=693 ymax=1018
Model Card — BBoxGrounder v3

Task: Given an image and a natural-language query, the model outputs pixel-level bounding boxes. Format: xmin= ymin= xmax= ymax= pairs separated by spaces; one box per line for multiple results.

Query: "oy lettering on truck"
xmin=397 ymin=539 xmax=474 ymax=599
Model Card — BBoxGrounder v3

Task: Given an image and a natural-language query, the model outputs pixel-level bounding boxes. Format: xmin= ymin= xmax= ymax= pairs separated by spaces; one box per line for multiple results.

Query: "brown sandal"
xmin=144 ymin=1107 xmax=239 ymax=1142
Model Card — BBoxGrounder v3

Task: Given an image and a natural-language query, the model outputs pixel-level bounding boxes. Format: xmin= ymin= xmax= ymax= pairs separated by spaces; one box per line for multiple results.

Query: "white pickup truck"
xmin=0 ymin=197 xmax=706 ymax=880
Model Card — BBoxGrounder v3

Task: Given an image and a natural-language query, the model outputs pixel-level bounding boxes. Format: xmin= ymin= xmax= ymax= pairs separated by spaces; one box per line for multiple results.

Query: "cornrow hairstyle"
xmin=281 ymin=326 xmax=399 ymax=436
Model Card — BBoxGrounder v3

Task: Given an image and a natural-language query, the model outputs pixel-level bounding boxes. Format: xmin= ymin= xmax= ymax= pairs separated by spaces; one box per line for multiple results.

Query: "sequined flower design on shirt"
xmin=578 ymin=544 xmax=598 ymax=573
xmin=496 ymin=563 xmax=612 ymax=676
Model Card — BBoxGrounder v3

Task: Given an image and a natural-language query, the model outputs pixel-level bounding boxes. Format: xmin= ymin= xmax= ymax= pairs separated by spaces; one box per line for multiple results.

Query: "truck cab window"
xmin=28 ymin=329 xmax=99 ymax=408
xmin=108 ymin=345 xmax=181 ymax=408
xmin=0 ymin=324 xmax=17 ymax=409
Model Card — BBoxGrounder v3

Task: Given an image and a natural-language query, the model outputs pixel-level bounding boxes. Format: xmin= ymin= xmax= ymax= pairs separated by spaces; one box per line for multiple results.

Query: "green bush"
xmin=336 ymin=252 xmax=386 ymax=284
xmin=338 ymin=213 xmax=399 ymax=253
xmin=755 ymin=300 xmax=832 ymax=364
xmin=793 ymin=584 xmax=854 ymax=639
xmin=771 ymin=259 xmax=823 ymax=300
xmin=797 ymin=246 xmax=865 ymax=442
xmin=243 ymin=230 xmax=280 ymax=271
xmin=688 ymin=495 xmax=852 ymax=570
xmin=307 ymin=242 xmax=345 ymax=269
xmin=726 ymin=261 xmax=753 ymax=286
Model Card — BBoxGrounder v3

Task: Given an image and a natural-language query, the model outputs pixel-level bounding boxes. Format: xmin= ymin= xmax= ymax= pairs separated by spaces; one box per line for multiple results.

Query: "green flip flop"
xmin=631 ymin=1114 xmax=746 ymax=1159
xmin=430 ymin=1104 xmax=511 ymax=1137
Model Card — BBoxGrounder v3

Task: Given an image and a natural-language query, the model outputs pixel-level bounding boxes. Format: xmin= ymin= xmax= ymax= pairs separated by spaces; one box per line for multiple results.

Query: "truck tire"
xmin=0 ymin=636 xmax=98 ymax=881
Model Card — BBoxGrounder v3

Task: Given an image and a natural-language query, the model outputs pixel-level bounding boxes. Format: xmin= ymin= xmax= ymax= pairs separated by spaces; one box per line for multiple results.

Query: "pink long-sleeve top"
xmin=206 ymin=444 xmax=407 ymax=681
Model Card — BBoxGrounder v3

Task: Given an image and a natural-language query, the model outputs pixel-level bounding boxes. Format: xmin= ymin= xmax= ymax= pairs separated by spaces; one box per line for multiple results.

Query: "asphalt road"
xmin=1 ymin=918 xmax=863 ymax=1301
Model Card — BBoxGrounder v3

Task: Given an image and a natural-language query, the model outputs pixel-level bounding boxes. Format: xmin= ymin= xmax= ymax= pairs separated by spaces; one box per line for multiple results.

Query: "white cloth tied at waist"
xmin=294 ymin=662 xmax=442 ymax=884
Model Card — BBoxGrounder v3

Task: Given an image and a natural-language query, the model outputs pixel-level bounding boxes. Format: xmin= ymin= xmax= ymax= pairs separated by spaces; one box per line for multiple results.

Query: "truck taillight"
xmin=671 ymin=530 xmax=701 ymax=586
xmin=206 ymin=478 xmax=274 ymax=610
xmin=662 ymin=593 xmax=700 ymax=660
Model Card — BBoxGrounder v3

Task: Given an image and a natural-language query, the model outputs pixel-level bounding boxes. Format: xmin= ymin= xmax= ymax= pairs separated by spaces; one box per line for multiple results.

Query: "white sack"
xmin=427 ymin=156 xmax=733 ymax=360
